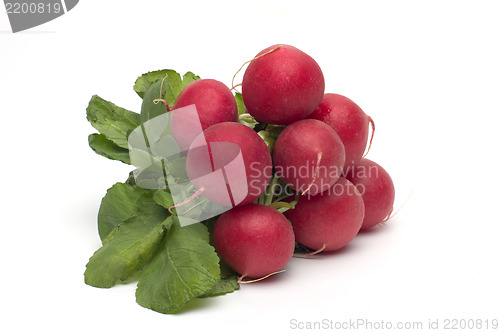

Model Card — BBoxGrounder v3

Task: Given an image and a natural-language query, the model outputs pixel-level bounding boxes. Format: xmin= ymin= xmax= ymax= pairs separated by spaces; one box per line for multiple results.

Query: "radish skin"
xmin=345 ymin=158 xmax=395 ymax=230
xmin=242 ymin=44 xmax=325 ymax=125
xmin=273 ymin=119 xmax=345 ymax=195
xmin=285 ymin=177 xmax=365 ymax=251
xmin=308 ymin=93 xmax=371 ymax=168
xmin=214 ymin=204 xmax=295 ymax=278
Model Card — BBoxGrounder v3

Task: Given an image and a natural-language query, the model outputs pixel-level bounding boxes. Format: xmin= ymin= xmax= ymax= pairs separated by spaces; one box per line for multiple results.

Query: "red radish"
xmin=273 ymin=119 xmax=345 ymax=195
xmin=285 ymin=177 xmax=365 ymax=251
xmin=186 ymin=122 xmax=272 ymax=207
xmin=242 ymin=44 xmax=325 ymax=125
xmin=308 ymin=93 xmax=373 ymax=168
xmin=171 ymin=79 xmax=238 ymax=151
xmin=345 ymin=158 xmax=395 ymax=230
xmin=214 ymin=204 xmax=295 ymax=279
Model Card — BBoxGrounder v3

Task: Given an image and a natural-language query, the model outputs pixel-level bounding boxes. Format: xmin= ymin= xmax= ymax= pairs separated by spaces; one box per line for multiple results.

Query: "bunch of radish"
xmin=176 ymin=44 xmax=395 ymax=282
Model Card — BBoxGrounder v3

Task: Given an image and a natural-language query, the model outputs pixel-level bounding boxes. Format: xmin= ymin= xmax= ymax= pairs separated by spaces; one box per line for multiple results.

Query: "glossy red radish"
xmin=214 ymin=204 xmax=295 ymax=279
xmin=186 ymin=122 xmax=272 ymax=207
xmin=171 ymin=79 xmax=238 ymax=151
xmin=308 ymin=93 xmax=374 ymax=168
xmin=345 ymin=158 xmax=395 ymax=230
xmin=273 ymin=119 xmax=345 ymax=195
xmin=242 ymin=44 xmax=325 ymax=125
xmin=285 ymin=177 xmax=365 ymax=251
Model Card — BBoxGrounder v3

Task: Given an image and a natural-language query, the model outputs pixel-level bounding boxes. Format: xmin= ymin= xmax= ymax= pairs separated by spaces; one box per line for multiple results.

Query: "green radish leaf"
xmin=134 ymin=69 xmax=201 ymax=103
xmin=98 ymin=182 xmax=168 ymax=241
xmin=140 ymin=80 xmax=170 ymax=124
xmin=153 ymin=189 xmax=174 ymax=210
xmin=235 ymin=92 xmax=245 ymax=115
xmin=201 ymin=217 xmax=240 ymax=297
xmin=237 ymin=113 xmax=259 ymax=129
xmin=135 ymin=223 xmax=220 ymax=314
xmin=84 ymin=216 xmax=173 ymax=288
xmin=167 ymin=156 xmax=188 ymax=180
xmin=86 ymin=95 xmax=140 ymax=149
xmin=179 ymin=222 xmax=210 ymax=242
xmin=125 ymin=171 xmax=136 ymax=187
xmin=158 ymin=71 xmax=182 ymax=105
xmin=257 ymin=130 xmax=277 ymax=154
xmin=138 ymin=70 xmax=201 ymax=123
xmin=133 ymin=69 xmax=179 ymax=99
xmin=180 ymin=71 xmax=201 ymax=91
xmin=200 ymin=276 xmax=239 ymax=298
xmin=88 ymin=133 xmax=131 ymax=164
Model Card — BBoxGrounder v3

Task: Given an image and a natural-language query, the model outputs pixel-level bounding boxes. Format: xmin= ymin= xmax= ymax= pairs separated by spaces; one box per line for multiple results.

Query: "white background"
xmin=1 ymin=0 xmax=499 ymax=332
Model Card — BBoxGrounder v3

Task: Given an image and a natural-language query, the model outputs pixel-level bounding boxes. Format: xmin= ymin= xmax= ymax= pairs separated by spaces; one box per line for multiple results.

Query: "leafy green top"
xmin=84 ymin=70 xmax=241 ymax=314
